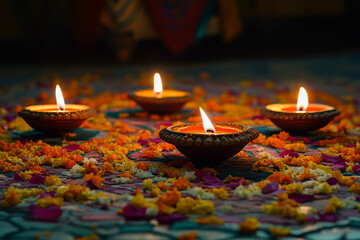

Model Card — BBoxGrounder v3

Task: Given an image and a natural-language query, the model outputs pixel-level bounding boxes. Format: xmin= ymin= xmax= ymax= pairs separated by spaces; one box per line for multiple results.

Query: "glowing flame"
xmin=296 ymin=87 xmax=309 ymax=111
xmin=56 ymin=84 xmax=66 ymax=111
xmin=199 ymin=107 xmax=215 ymax=133
xmin=153 ymin=73 xmax=163 ymax=96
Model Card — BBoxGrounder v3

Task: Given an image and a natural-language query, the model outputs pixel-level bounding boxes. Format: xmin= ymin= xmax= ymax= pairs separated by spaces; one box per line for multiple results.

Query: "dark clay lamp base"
xmin=129 ymin=90 xmax=192 ymax=115
xmin=261 ymin=104 xmax=340 ymax=133
xmin=18 ymin=104 xmax=95 ymax=136
xmin=159 ymin=123 xmax=259 ymax=166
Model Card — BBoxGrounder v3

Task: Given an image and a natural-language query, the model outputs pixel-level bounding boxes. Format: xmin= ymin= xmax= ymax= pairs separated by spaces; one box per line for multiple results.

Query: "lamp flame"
xmin=199 ymin=107 xmax=215 ymax=133
xmin=153 ymin=73 xmax=163 ymax=97
xmin=296 ymin=87 xmax=308 ymax=111
xmin=56 ymin=85 xmax=66 ymax=111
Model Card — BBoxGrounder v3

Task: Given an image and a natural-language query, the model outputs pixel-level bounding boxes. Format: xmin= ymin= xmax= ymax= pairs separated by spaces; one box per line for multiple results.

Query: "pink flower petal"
xmin=62 ymin=144 xmax=79 ymax=152
xmin=202 ymin=176 xmax=224 ymax=187
xmin=138 ymin=139 xmax=150 ymax=146
xmin=288 ymin=136 xmax=301 ymax=141
xmin=155 ymin=122 xmax=173 ymax=127
xmin=279 ymin=150 xmax=299 ymax=158
xmin=122 ymin=204 xmax=147 ymax=221
xmin=29 ymin=204 xmax=62 ymax=221
xmin=157 ymin=213 xmax=187 ymax=224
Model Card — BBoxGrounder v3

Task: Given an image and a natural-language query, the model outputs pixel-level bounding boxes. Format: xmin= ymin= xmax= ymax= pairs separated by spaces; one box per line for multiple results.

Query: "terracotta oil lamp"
xmin=262 ymin=87 xmax=340 ymax=133
xmin=129 ymin=73 xmax=192 ymax=114
xmin=159 ymin=107 xmax=259 ymax=166
xmin=18 ymin=85 xmax=95 ymax=135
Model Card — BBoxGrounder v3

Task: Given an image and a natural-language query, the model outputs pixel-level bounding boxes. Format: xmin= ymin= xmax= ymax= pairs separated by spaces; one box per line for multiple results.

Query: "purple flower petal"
xmin=331 ymin=161 xmax=347 ymax=171
xmin=13 ymin=173 xmax=22 ymax=181
xmin=262 ymin=182 xmax=279 ymax=194
xmin=326 ymin=177 xmax=339 ymax=186
xmin=356 ymin=196 xmax=360 ymax=202
xmin=151 ymin=168 xmax=159 ymax=175
xmin=157 ymin=213 xmax=188 ymax=224
xmin=251 ymin=115 xmax=265 ymax=120
xmin=226 ymin=89 xmax=238 ymax=97
xmin=62 ymin=144 xmax=79 ymax=152
xmin=318 ymin=212 xmax=338 ymax=222
xmin=226 ymin=182 xmax=240 ymax=190
xmin=347 ymin=144 xmax=356 ymax=148
xmin=100 ymin=204 xmax=109 ymax=210
xmin=3 ymin=115 xmax=17 ymax=123
xmin=122 ymin=204 xmax=147 ymax=221
xmin=279 ymin=150 xmax=299 ymax=158
xmin=39 ymin=191 xmax=56 ymax=199
xmin=196 ymin=170 xmax=213 ymax=178
xmin=321 ymin=153 xmax=345 ymax=163
xmin=288 ymin=194 xmax=313 ymax=203
xmin=353 ymin=165 xmax=360 ymax=174
xmin=86 ymin=180 xmax=99 ymax=190
xmin=306 ymin=215 xmax=318 ymax=222
xmin=302 ymin=137 xmax=312 ymax=144
xmin=272 ymin=188 xmax=286 ymax=195
xmin=202 ymin=176 xmax=224 ymax=187
xmin=29 ymin=204 xmax=62 ymax=221
xmin=79 ymin=212 xmax=120 ymax=221
xmin=28 ymin=174 xmax=45 ymax=185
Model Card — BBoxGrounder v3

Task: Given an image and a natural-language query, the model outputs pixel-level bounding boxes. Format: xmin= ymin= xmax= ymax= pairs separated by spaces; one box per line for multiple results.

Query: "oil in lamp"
xmin=129 ymin=73 xmax=192 ymax=114
xmin=262 ymin=87 xmax=340 ymax=133
xmin=159 ymin=107 xmax=259 ymax=166
xmin=18 ymin=85 xmax=95 ymax=135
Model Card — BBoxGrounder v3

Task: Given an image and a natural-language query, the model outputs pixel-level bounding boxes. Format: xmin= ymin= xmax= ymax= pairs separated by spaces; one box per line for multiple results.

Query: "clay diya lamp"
xmin=19 ymin=85 xmax=95 ymax=135
xmin=262 ymin=87 xmax=340 ymax=133
xmin=159 ymin=107 xmax=260 ymax=166
xmin=129 ymin=73 xmax=192 ymax=114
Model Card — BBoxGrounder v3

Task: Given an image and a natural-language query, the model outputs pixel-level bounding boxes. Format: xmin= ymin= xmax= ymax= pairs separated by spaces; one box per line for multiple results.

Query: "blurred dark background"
xmin=1 ymin=0 xmax=359 ymax=65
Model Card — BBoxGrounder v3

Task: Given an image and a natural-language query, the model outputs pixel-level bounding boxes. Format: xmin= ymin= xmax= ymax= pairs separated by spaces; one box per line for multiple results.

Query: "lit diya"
xmin=129 ymin=73 xmax=192 ymax=114
xmin=262 ymin=87 xmax=340 ymax=133
xmin=159 ymin=107 xmax=259 ymax=166
xmin=18 ymin=85 xmax=95 ymax=135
